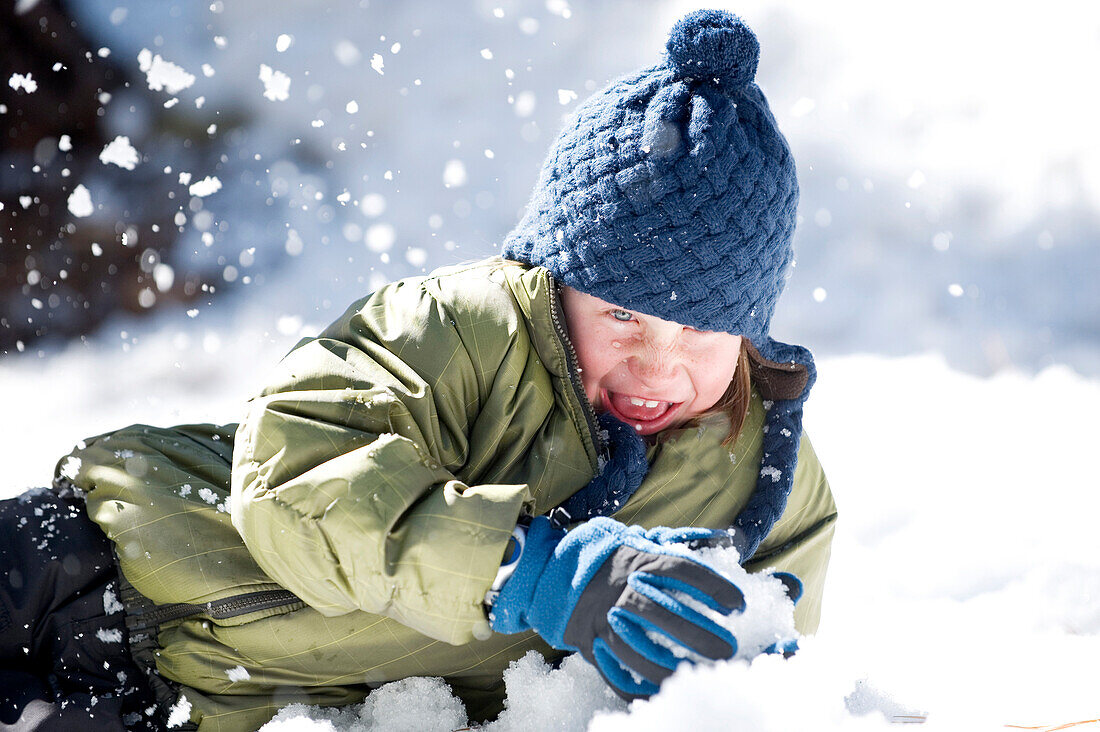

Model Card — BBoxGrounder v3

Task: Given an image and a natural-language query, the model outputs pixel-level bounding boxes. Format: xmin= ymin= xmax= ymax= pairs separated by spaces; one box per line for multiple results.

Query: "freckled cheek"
xmin=690 ymin=359 xmax=737 ymax=409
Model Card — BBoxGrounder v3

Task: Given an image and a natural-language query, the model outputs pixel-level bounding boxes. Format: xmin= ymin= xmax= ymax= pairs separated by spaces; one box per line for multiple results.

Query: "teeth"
xmin=627 ymin=397 xmax=663 ymax=408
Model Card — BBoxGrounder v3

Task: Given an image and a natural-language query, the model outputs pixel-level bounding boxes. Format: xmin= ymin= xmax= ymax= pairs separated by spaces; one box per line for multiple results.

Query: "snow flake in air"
xmin=442 ymin=159 xmax=467 ymax=188
xmin=99 ymin=136 xmax=140 ymax=170
xmin=8 ymin=73 xmax=37 ymax=93
xmin=513 ymin=90 xmax=536 ymax=117
xmin=546 ymin=0 xmax=572 ymax=19
xmin=406 ymin=247 xmax=427 ymax=267
xmin=359 ymin=193 xmax=385 ymax=217
xmin=58 ymin=134 xmax=72 ymax=152
xmin=188 ymin=176 xmax=222 ymax=197
xmin=137 ymin=49 xmax=195 ymax=94
xmin=370 ymin=53 xmax=385 ymax=75
xmin=67 ymin=185 xmax=94 ymax=218
xmin=258 ymin=64 xmax=291 ymax=101
xmin=275 ymin=34 xmax=292 ymax=53
xmin=366 ymin=223 xmax=395 ymax=252
xmin=557 ymin=89 xmax=578 ymax=105
xmin=334 ymin=39 xmax=361 ymax=66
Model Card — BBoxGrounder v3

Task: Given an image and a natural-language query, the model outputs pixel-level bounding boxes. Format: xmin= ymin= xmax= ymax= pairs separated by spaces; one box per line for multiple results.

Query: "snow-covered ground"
xmin=5 ymin=351 xmax=1096 ymax=730
xmin=3 ymin=0 xmax=1098 ymax=729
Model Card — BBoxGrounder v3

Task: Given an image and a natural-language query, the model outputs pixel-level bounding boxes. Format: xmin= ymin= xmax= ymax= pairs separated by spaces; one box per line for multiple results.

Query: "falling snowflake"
xmin=188 ymin=176 xmax=222 ymax=197
xmin=99 ymin=136 xmax=141 ymax=170
xmin=67 ymin=185 xmax=94 ymax=218
xmin=137 ymin=49 xmax=195 ymax=94
xmin=258 ymin=64 xmax=291 ymax=101
xmin=8 ymin=72 xmax=37 ymax=93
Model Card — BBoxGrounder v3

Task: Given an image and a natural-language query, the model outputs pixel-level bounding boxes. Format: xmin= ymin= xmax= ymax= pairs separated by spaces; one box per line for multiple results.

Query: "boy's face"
xmin=560 ymin=286 xmax=742 ymax=435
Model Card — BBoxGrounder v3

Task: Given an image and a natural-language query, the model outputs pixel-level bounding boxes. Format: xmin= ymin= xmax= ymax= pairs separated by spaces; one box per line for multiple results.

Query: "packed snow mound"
xmin=261 ymin=545 xmax=801 ymax=731
xmin=263 ymin=677 xmax=467 ymax=732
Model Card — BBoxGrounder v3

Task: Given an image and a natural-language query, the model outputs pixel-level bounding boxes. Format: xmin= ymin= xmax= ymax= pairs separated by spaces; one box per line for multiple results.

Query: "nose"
xmin=626 ymin=325 xmax=684 ymax=385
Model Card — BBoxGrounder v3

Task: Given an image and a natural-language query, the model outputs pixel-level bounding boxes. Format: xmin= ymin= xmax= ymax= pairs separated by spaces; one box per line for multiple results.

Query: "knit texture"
xmin=735 ymin=337 xmax=817 ymax=559
xmin=502 ymin=9 xmax=799 ymax=343
xmin=556 ymin=412 xmax=649 ymax=523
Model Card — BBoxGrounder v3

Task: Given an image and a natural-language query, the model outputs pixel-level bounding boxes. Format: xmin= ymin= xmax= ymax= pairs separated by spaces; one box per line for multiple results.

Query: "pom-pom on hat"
xmin=503 ymin=8 xmax=800 ymax=353
xmin=505 ymin=10 xmax=818 ymax=560
xmin=665 ymin=8 xmax=760 ymax=92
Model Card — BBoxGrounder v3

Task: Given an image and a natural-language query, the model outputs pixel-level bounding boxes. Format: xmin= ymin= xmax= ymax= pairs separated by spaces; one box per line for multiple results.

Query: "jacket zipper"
xmin=130 ymin=589 xmax=302 ymax=631
xmin=547 ymin=280 xmax=605 ymax=462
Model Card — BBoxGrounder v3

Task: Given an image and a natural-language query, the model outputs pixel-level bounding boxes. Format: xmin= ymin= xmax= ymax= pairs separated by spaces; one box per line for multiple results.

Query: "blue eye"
xmin=611 ymin=309 xmax=634 ymax=322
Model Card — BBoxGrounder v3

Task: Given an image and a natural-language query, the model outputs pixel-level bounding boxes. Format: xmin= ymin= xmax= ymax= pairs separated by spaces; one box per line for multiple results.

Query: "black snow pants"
xmin=0 ymin=485 xmax=159 ymax=731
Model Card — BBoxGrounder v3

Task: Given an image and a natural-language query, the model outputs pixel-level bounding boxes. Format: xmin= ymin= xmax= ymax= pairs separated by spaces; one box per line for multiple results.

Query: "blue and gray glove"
xmin=487 ymin=516 xmax=748 ymax=699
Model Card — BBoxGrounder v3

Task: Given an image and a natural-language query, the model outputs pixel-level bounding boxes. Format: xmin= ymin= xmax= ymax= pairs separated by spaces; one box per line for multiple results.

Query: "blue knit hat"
xmin=509 ymin=10 xmax=818 ymax=561
xmin=503 ymin=8 xmax=798 ymax=347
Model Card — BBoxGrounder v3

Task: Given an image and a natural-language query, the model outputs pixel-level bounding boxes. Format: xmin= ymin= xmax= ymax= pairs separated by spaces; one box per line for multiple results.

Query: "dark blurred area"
xmin=1 ymin=0 xmax=218 ymax=352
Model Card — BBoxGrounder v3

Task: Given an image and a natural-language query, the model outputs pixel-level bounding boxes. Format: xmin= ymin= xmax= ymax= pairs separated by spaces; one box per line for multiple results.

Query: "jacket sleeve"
xmin=743 ymin=432 xmax=837 ymax=635
xmin=231 ymin=275 xmax=535 ymax=645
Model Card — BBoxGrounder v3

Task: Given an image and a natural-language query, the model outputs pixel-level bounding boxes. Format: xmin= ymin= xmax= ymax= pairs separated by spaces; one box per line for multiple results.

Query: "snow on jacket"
xmin=56 ymin=257 xmax=837 ymax=730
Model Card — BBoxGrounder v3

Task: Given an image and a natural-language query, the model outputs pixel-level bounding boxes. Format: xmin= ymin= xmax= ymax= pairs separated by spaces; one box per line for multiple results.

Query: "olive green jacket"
xmin=58 ymin=258 xmax=836 ymax=730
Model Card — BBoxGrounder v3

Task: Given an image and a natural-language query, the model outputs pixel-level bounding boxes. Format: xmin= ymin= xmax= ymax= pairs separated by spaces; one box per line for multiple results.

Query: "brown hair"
xmin=689 ymin=339 xmax=752 ymax=447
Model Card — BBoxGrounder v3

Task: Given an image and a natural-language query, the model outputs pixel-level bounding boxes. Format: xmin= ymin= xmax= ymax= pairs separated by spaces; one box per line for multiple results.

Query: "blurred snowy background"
xmin=2 ymin=0 xmax=1099 ymax=729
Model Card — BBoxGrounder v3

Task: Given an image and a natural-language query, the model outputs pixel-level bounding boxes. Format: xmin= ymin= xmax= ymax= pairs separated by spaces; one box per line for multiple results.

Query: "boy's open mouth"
xmin=602 ymin=389 xmax=683 ymax=435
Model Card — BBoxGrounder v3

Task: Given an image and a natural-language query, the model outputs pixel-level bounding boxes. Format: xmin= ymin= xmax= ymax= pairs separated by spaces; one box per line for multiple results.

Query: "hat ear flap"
xmin=745 ymin=337 xmax=816 ymax=402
